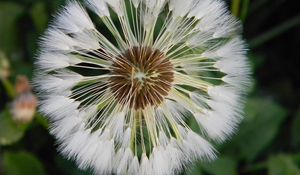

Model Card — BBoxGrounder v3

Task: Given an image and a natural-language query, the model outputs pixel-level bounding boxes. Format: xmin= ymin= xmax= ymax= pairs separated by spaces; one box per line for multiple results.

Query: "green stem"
xmin=1 ymin=78 xmax=15 ymax=98
xmin=250 ymin=14 xmax=300 ymax=48
xmin=241 ymin=0 xmax=250 ymax=22
xmin=231 ymin=0 xmax=241 ymax=17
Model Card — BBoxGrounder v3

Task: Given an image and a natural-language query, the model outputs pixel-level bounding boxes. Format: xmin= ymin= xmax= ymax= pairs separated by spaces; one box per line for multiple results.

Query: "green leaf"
xmin=292 ymin=154 xmax=300 ymax=166
xmin=35 ymin=113 xmax=49 ymax=129
xmin=185 ymin=162 xmax=203 ymax=175
xmin=0 ymin=2 xmax=24 ymax=53
xmin=291 ymin=111 xmax=300 ymax=149
xmin=3 ymin=151 xmax=46 ymax=175
xmin=227 ymin=98 xmax=288 ymax=162
xmin=268 ymin=155 xmax=300 ymax=175
xmin=0 ymin=109 xmax=26 ymax=145
xmin=55 ymin=155 xmax=92 ymax=175
xmin=248 ymin=53 xmax=266 ymax=71
xmin=30 ymin=2 xmax=48 ymax=33
xmin=202 ymin=156 xmax=238 ymax=175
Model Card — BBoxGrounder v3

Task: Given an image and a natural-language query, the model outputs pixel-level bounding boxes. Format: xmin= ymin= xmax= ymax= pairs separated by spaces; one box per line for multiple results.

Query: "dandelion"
xmin=35 ymin=0 xmax=251 ymax=174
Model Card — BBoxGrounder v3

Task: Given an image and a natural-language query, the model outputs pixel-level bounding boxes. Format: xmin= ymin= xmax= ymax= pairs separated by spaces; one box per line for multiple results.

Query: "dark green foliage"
xmin=3 ymin=152 xmax=46 ymax=175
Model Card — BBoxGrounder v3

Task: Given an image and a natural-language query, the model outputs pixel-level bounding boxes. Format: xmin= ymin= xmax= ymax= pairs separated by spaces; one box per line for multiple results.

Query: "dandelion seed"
xmin=35 ymin=0 xmax=252 ymax=174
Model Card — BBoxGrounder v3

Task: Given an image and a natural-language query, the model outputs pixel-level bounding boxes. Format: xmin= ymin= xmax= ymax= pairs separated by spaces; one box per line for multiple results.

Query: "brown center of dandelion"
xmin=109 ymin=46 xmax=174 ymax=110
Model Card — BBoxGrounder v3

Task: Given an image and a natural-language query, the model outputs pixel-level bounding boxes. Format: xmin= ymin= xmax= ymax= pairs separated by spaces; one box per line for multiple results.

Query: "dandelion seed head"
xmin=35 ymin=0 xmax=252 ymax=174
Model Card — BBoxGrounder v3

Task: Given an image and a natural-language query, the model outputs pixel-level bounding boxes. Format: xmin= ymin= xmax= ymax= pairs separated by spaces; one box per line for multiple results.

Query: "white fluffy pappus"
xmin=35 ymin=0 xmax=252 ymax=174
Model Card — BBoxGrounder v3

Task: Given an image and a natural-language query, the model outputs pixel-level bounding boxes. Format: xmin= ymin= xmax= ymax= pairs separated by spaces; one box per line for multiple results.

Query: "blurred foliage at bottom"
xmin=0 ymin=0 xmax=300 ymax=174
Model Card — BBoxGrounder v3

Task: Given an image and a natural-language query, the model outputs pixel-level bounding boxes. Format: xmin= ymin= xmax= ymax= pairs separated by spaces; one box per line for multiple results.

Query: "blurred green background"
xmin=0 ymin=0 xmax=299 ymax=174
